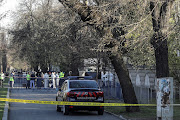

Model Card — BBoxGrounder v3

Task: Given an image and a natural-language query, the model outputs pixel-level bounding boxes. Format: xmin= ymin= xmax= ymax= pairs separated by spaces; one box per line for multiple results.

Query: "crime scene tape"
xmin=0 ymin=98 xmax=157 ymax=106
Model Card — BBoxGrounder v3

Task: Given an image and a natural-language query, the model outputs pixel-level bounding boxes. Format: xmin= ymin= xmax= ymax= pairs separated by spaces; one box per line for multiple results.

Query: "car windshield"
xmin=69 ymin=81 xmax=99 ymax=88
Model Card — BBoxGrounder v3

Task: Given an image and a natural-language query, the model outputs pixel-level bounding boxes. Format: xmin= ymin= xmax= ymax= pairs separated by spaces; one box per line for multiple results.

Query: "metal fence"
xmin=98 ymin=80 xmax=123 ymax=100
xmin=13 ymin=74 xmax=27 ymax=88
xmin=12 ymin=74 xmax=65 ymax=89
xmin=133 ymin=86 xmax=156 ymax=104
xmin=98 ymin=80 xmax=156 ymax=104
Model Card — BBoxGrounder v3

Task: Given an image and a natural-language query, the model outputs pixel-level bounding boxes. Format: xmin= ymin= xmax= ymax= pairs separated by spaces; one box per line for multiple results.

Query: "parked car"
xmin=56 ymin=76 xmax=104 ymax=115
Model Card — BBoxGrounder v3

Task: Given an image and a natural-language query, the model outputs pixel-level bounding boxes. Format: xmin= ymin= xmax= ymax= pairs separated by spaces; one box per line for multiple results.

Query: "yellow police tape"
xmin=0 ymin=98 xmax=156 ymax=106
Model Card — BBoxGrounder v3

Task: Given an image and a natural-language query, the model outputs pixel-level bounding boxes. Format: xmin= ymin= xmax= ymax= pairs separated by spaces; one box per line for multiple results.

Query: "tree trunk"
xmin=41 ymin=63 xmax=48 ymax=73
xmin=150 ymin=1 xmax=174 ymax=78
xmin=109 ymin=53 xmax=139 ymax=112
xmin=2 ymin=50 xmax=7 ymax=73
xmin=151 ymin=34 xmax=169 ymax=78
xmin=70 ymin=52 xmax=80 ymax=76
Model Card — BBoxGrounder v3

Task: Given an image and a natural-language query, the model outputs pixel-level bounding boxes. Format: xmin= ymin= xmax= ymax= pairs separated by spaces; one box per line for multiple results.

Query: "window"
xmin=69 ymin=81 xmax=98 ymax=88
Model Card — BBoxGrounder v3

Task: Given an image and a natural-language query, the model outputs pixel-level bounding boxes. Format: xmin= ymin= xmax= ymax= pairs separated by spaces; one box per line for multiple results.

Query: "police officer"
xmin=10 ymin=74 xmax=14 ymax=88
xmin=26 ymin=72 xmax=31 ymax=89
xmin=59 ymin=71 xmax=64 ymax=78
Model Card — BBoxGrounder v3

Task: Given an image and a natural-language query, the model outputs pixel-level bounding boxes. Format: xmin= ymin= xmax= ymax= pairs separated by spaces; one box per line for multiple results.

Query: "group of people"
xmin=0 ymin=72 xmax=15 ymax=88
xmin=7 ymin=71 xmax=64 ymax=89
xmin=0 ymin=71 xmax=65 ymax=89
xmin=25 ymin=71 xmax=65 ymax=89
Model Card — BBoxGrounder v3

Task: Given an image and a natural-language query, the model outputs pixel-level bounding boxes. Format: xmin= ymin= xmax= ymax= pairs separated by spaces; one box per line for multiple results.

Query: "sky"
xmin=0 ymin=0 xmax=20 ymax=29
xmin=0 ymin=0 xmax=61 ymax=29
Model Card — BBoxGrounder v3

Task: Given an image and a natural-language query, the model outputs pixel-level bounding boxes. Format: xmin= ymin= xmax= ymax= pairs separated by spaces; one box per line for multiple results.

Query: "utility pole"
xmin=157 ymin=77 xmax=173 ymax=120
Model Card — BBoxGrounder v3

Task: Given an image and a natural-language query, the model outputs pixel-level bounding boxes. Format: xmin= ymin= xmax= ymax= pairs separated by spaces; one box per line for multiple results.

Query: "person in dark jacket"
xmin=36 ymin=72 xmax=42 ymax=89
xmin=30 ymin=72 xmax=36 ymax=88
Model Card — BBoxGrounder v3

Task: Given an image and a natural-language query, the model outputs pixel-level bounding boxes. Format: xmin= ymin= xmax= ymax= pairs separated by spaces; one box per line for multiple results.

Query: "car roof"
xmin=68 ymin=80 xmax=96 ymax=82
xmin=65 ymin=79 xmax=97 ymax=84
xmin=67 ymin=76 xmax=93 ymax=80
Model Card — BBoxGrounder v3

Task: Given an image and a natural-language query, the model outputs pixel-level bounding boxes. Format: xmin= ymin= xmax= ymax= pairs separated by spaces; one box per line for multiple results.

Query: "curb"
xmin=2 ymin=87 xmax=10 ymax=120
xmin=105 ymin=110 xmax=128 ymax=120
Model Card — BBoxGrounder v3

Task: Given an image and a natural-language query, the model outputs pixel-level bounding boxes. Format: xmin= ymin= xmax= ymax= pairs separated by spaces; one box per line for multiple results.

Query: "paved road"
xmin=8 ymin=89 xmax=121 ymax=120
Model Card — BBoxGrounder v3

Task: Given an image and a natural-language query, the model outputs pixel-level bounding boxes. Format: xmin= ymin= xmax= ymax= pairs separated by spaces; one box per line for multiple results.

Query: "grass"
xmin=0 ymin=78 xmax=8 ymax=120
xmin=104 ymin=99 xmax=180 ymax=120
xmin=0 ymin=88 xmax=8 ymax=120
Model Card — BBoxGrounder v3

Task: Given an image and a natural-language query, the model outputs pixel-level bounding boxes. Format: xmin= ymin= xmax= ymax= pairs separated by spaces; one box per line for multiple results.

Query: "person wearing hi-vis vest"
xmin=59 ymin=71 xmax=64 ymax=78
xmin=10 ymin=74 xmax=14 ymax=88
xmin=26 ymin=72 xmax=31 ymax=89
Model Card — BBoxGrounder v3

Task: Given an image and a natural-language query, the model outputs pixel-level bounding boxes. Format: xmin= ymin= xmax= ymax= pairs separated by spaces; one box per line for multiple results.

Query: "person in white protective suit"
xmin=56 ymin=72 xmax=59 ymax=89
xmin=51 ymin=72 xmax=56 ymax=88
xmin=43 ymin=72 xmax=49 ymax=88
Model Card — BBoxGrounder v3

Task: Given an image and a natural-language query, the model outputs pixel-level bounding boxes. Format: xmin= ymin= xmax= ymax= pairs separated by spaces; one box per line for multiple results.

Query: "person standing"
xmin=30 ymin=72 xmax=36 ymax=88
xmin=26 ymin=72 xmax=31 ymax=89
xmin=49 ymin=72 xmax=52 ymax=87
xmin=59 ymin=71 xmax=65 ymax=79
xmin=10 ymin=73 xmax=14 ymax=88
xmin=1 ymin=72 xmax=5 ymax=81
xmin=0 ymin=72 xmax=3 ymax=88
xmin=36 ymin=72 xmax=42 ymax=89
xmin=56 ymin=72 xmax=59 ymax=88
xmin=51 ymin=72 xmax=56 ymax=88
xmin=43 ymin=72 xmax=49 ymax=89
